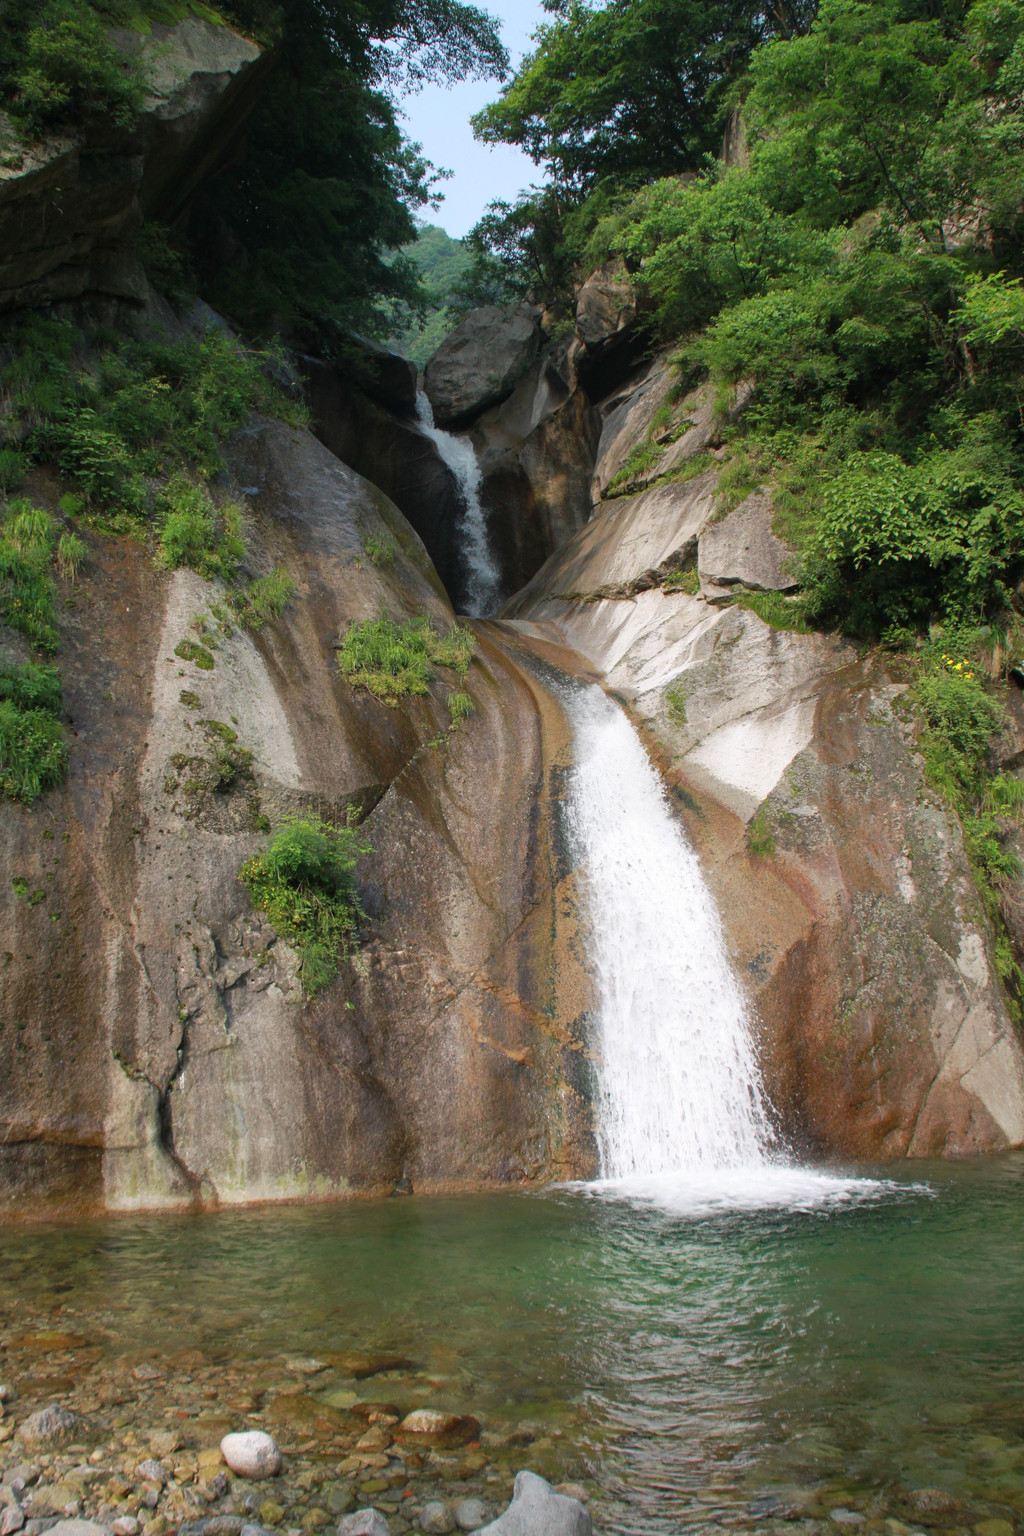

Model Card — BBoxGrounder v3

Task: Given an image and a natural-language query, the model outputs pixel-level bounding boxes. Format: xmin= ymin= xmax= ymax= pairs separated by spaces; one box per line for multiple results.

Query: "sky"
xmin=396 ymin=0 xmax=546 ymax=239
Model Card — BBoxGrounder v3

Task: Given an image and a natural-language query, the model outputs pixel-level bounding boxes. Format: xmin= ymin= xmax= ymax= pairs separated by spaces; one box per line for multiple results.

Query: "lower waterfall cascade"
xmin=415 ymin=391 xmax=501 ymax=617
xmin=561 ymin=680 xmax=893 ymax=1212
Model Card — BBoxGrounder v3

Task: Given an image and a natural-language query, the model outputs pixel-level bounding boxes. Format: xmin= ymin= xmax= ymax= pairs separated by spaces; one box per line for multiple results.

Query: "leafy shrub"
xmin=0 ymin=448 xmax=26 ymax=493
xmin=731 ymin=589 xmax=811 ymax=632
xmin=0 ymin=700 xmax=68 ymax=803
xmin=806 ymin=430 xmax=1024 ymax=632
xmin=606 ymin=440 xmax=664 ymax=497
xmin=228 ymin=569 xmax=297 ymax=630
xmin=911 ymin=643 xmax=1024 ymax=1004
xmin=664 ymin=567 xmax=700 ymax=594
xmin=3 ymin=1 xmax=146 ymax=138
xmin=665 ymin=677 xmax=689 ymax=721
xmin=1 ymin=320 xmax=307 ymax=531
xmin=239 ymin=815 xmax=372 ymax=994
xmin=746 ymin=805 xmax=776 ymax=856
xmin=338 ymin=614 xmax=474 ymax=704
xmin=135 ymin=222 xmax=196 ymax=308
xmin=0 ymin=660 xmax=62 ymax=715
xmin=174 ymin=638 xmax=215 ymax=670
xmin=156 ymin=475 xmax=245 ymax=580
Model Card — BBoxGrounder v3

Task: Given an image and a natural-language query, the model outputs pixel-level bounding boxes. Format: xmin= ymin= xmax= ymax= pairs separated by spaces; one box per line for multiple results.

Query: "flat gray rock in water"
xmin=337 ymin=1514 xmax=390 ymax=1536
xmin=698 ymin=488 xmax=798 ymax=601
xmin=476 ymin=1472 xmax=591 ymax=1536
xmin=17 ymin=1407 xmax=81 ymax=1449
xmin=36 ymin=1524 xmax=108 ymax=1536
xmin=424 ymin=305 xmax=541 ymax=427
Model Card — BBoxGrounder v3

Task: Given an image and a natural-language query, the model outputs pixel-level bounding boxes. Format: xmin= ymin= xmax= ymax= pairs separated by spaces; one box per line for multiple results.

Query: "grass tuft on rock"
xmin=337 ymin=613 xmax=473 ymax=704
xmin=239 ymin=815 xmax=371 ymax=994
xmin=227 ymin=569 xmax=297 ymax=630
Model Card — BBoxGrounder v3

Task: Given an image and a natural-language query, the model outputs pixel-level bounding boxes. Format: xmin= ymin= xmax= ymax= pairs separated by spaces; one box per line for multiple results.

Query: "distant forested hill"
xmin=387 ymin=224 xmax=473 ymax=369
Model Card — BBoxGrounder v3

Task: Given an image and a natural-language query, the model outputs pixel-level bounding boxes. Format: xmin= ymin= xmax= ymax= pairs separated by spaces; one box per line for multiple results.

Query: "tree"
xmin=472 ymin=0 xmax=816 ymax=194
xmin=203 ymin=0 xmax=508 ymax=336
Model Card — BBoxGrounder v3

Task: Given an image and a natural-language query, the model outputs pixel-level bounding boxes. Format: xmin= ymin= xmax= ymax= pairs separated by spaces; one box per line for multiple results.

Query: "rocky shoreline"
xmin=2 ymin=1328 xmax=1023 ymax=1536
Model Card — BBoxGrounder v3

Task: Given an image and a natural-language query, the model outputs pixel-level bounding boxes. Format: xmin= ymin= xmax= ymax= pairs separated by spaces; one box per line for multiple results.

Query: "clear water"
xmin=563 ymin=682 xmax=773 ymax=1180
xmin=2 ymin=1160 xmax=1023 ymax=1534
xmin=415 ymin=392 xmax=500 ymax=617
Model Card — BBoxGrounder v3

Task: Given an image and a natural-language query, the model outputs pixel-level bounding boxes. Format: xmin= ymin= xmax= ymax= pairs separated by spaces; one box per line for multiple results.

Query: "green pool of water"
xmin=1 ymin=1156 xmax=1023 ymax=1534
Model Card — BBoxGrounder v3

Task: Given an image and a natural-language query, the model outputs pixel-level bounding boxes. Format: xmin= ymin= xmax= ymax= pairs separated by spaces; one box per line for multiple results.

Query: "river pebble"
xmin=451 ymin=1499 xmax=489 ymax=1531
xmin=418 ymin=1505 xmax=453 ymax=1535
xmin=220 ymin=1436 xmax=281 ymax=1482
xmin=400 ymin=1415 xmax=458 ymax=1438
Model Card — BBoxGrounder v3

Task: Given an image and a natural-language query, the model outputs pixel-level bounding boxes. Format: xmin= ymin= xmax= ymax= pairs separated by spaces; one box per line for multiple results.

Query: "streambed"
xmin=1 ymin=1158 xmax=1023 ymax=1536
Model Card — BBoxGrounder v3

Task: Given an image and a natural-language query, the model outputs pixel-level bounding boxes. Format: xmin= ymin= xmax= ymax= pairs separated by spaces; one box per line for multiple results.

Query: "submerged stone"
xmin=336 ymin=1514 xmax=389 ymax=1536
xmin=476 ymin=1472 xmax=590 ymax=1536
xmin=18 ymin=1408 xmax=82 ymax=1450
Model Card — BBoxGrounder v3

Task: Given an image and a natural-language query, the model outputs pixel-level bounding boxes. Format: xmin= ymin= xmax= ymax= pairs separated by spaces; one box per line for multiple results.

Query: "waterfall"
xmin=415 ymin=392 xmax=501 ymax=617
xmin=561 ymin=680 xmax=896 ymax=1213
xmin=564 ymin=683 xmax=771 ymax=1182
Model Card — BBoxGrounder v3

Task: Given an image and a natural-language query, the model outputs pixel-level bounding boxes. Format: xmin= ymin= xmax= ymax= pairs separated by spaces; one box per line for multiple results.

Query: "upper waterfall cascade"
xmin=564 ymin=682 xmax=772 ymax=1181
xmin=415 ymin=392 xmax=500 ymax=617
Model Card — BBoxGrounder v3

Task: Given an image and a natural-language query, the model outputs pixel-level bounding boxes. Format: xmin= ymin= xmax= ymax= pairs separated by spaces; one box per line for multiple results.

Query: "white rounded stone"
xmin=219 ymin=1431 xmax=282 ymax=1480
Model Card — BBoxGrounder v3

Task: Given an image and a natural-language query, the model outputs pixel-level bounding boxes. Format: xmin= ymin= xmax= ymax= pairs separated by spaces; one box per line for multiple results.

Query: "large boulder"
xmin=573 ymin=258 xmax=650 ymax=396
xmin=477 ymin=1472 xmax=591 ymax=1536
xmin=424 ymin=304 xmax=542 ymax=428
xmin=0 ymin=18 xmax=268 ymax=311
xmin=575 ymin=259 xmax=638 ymax=351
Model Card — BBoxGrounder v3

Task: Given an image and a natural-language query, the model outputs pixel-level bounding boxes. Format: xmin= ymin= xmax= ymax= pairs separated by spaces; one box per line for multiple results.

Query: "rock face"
xmin=478 ymin=1471 xmax=591 ymax=1536
xmin=502 ymin=347 xmax=1024 ymax=1159
xmin=469 ymin=352 xmax=602 ymax=595
xmin=424 ymin=305 xmax=542 ymax=428
xmin=0 ymin=18 xmax=267 ymax=311
xmin=698 ymin=488 xmax=798 ymax=599
xmin=303 ymin=355 xmax=471 ymax=605
xmin=0 ymin=302 xmax=595 ymax=1216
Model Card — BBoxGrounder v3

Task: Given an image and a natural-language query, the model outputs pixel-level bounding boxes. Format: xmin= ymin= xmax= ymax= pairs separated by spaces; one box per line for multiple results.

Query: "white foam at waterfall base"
xmin=563 ymin=682 xmax=896 ymax=1215
xmin=415 ymin=392 xmax=500 ymax=617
